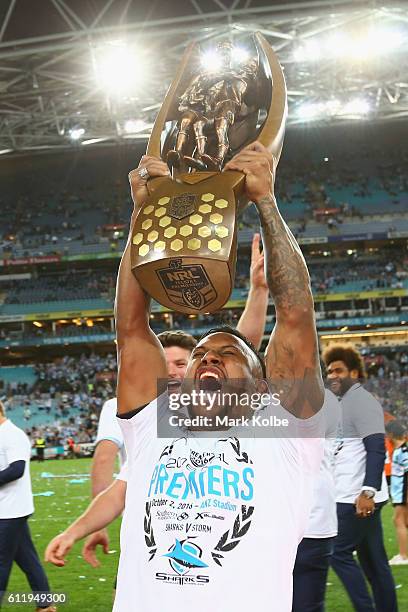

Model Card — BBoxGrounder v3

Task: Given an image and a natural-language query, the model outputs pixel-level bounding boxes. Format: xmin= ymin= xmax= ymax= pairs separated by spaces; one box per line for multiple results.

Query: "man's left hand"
xmin=355 ymin=493 xmax=375 ymax=518
xmin=224 ymin=141 xmax=275 ymax=203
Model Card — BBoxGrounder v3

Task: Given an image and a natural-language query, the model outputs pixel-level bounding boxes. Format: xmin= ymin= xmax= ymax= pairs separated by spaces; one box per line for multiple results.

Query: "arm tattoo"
xmin=256 ymin=194 xmax=313 ymax=314
xmin=257 ymin=194 xmax=323 ymax=417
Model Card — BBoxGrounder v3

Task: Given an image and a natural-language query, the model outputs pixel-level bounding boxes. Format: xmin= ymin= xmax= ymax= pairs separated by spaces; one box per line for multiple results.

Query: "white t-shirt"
xmin=304 ymin=391 xmax=340 ymax=538
xmin=113 ymin=392 xmax=334 ymax=612
xmin=0 ymin=419 xmax=34 ymax=519
xmin=95 ymin=398 xmax=127 ymax=467
xmin=117 ymin=462 xmax=128 ymax=482
xmin=334 ymin=383 xmax=388 ymax=504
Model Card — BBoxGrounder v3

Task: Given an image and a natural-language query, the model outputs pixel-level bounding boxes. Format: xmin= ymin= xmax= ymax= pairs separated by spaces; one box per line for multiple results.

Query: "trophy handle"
xmin=254 ymin=32 xmax=287 ymax=164
xmin=146 ymin=42 xmax=196 ymax=160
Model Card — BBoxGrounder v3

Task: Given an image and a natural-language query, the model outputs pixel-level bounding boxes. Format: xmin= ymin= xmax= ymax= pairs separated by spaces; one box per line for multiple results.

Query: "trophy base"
xmin=131 ymin=171 xmax=244 ymax=314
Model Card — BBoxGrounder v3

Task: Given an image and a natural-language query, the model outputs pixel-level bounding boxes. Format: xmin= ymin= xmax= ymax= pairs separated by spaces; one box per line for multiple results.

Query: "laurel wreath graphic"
xmin=220 ymin=437 xmax=253 ymax=464
xmin=211 ymin=505 xmax=254 ymax=566
xmin=144 ymin=501 xmax=157 ymax=561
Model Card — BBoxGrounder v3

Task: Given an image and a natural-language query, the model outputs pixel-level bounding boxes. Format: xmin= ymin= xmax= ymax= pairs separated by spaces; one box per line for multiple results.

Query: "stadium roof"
xmin=0 ymin=0 xmax=407 ymax=154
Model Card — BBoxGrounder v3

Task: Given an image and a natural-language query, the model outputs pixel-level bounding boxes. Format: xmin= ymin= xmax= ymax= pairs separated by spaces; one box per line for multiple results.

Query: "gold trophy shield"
xmin=131 ymin=33 xmax=287 ymax=314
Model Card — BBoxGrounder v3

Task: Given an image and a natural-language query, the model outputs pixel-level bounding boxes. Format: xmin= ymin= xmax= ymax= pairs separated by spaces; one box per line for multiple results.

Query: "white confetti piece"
xmin=98 ymin=578 xmax=106 ymax=582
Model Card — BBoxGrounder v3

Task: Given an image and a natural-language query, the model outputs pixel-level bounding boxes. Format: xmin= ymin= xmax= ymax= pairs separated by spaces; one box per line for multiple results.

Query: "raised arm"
xmin=225 ymin=142 xmax=323 ymax=418
xmin=236 ymin=233 xmax=269 ymax=350
xmin=116 ymin=157 xmax=169 ymax=414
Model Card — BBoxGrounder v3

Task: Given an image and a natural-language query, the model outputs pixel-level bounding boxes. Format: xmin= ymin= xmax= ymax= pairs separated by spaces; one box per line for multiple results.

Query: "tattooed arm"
xmin=225 ymin=142 xmax=323 ymax=418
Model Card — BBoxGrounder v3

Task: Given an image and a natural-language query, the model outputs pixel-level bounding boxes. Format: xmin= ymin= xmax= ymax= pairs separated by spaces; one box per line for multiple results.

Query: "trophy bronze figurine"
xmin=131 ymin=33 xmax=287 ymax=314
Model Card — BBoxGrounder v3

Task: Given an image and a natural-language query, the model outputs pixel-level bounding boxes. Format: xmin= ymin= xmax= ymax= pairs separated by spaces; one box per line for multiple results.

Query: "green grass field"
xmin=4 ymin=458 xmax=408 ymax=611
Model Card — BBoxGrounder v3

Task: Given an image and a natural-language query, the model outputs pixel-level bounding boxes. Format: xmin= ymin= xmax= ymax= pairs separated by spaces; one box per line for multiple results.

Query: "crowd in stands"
xmin=309 ymin=256 xmax=408 ymax=293
xmin=1 ymin=347 xmax=407 ymax=452
xmin=3 ymin=270 xmax=115 ymax=304
xmin=1 ymin=253 xmax=406 ymax=307
xmin=1 ymin=124 xmax=408 ymax=260
xmin=5 ymin=396 xmax=99 ymax=447
xmin=1 ymin=353 xmax=117 ymax=448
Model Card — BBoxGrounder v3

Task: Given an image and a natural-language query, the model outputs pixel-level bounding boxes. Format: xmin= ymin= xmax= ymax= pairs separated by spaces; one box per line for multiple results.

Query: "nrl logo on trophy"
xmin=131 ymin=33 xmax=287 ymax=314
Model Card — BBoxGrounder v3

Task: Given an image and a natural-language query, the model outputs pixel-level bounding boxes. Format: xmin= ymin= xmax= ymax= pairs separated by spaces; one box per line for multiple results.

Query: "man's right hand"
xmin=128 ymin=155 xmax=170 ymax=210
xmin=82 ymin=528 xmax=110 ymax=568
xmin=45 ymin=531 xmax=76 ymax=567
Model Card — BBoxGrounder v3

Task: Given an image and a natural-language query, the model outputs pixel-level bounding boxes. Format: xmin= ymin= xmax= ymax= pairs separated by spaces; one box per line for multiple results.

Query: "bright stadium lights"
xmin=294 ymin=39 xmax=321 ymax=62
xmin=201 ymin=45 xmax=250 ymax=72
xmin=69 ymin=127 xmax=85 ymax=141
xmin=93 ymin=42 xmax=145 ymax=95
xmin=201 ymin=49 xmax=223 ymax=72
xmin=295 ymin=24 xmax=404 ymax=64
xmin=296 ymin=102 xmax=322 ymax=120
xmin=342 ymin=98 xmax=371 ymax=116
xmin=346 ymin=26 xmax=404 ymax=60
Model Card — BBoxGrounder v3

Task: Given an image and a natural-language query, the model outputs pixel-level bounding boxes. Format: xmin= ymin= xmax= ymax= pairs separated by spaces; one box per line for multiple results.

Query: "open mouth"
xmin=167 ymin=379 xmax=181 ymax=390
xmin=196 ymin=369 xmax=223 ymax=391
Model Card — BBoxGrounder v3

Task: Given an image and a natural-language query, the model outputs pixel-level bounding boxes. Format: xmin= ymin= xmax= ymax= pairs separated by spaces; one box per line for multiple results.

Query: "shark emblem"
xmin=164 ymin=539 xmax=208 ymax=575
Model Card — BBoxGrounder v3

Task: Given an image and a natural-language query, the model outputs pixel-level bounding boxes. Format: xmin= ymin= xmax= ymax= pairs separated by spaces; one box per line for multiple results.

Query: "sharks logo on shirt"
xmin=164 ymin=539 xmax=208 ymax=575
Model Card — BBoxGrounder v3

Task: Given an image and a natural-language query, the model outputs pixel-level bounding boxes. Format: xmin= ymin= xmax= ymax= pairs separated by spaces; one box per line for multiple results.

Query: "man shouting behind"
xmin=47 ymin=142 xmax=334 ymax=611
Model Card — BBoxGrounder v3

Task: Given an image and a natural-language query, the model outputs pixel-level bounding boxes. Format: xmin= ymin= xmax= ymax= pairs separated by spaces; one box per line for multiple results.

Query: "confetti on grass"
xmin=33 ymin=491 xmax=55 ymax=497
xmin=41 ymin=472 xmax=90 ymax=479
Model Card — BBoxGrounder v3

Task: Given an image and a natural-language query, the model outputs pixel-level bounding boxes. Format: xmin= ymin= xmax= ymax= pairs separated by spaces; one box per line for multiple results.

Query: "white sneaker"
xmin=389 ymin=554 xmax=408 ymax=565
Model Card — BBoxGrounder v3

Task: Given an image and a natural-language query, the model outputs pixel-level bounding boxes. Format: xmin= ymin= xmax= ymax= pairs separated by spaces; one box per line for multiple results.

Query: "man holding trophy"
xmin=45 ymin=38 xmax=335 ymax=611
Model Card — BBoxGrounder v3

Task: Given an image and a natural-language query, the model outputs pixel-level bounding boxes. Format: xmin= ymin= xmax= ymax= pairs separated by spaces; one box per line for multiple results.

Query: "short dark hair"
xmin=385 ymin=420 xmax=406 ymax=439
xmin=157 ymin=330 xmax=197 ymax=352
xmin=322 ymin=343 xmax=366 ymax=380
xmin=197 ymin=325 xmax=266 ymax=378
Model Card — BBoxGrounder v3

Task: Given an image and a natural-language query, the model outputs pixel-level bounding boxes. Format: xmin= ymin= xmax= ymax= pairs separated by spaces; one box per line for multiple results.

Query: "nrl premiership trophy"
xmin=131 ymin=33 xmax=287 ymax=314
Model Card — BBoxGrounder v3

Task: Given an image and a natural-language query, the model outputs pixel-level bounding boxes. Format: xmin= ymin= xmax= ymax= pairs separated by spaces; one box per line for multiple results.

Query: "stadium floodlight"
xmin=342 ymin=98 xmax=371 ymax=116
xmin=93 ymin=42 xmax=144 ymax=95
xmin=347 ymin=26 xmax=404 ymax=60
xmin=201 ymin=49 xmax=223 ymax=72
xmin=201 ymin=45 xmax=250 ymax=72
xmin=69 ymin=127 xmax=85 ymax=140
xmin=296 ymin=101 xmax=322 ymax=120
